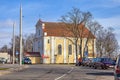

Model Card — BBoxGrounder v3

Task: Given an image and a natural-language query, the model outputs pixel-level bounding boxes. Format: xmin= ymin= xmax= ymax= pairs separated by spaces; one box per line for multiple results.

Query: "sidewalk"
xmin=0 ymin=64 xmax=28 ymax=76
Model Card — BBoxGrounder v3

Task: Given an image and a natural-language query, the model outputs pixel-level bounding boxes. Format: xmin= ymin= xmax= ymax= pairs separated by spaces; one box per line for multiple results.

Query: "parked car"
xmin=92 ymin=58 xmax=115 ymax=69
xmin=110 ymin=59 xmax=116 ymax=66
xmin=22 ymin=57 xmax=32 ymax=64
xmin=89 ymin=58 xmax=97 ymax=67
xmin=114 ymin=55 xmax=120 ymax=80
xmin=0 ymin=57 xmax=7 ymax=64
xmin=82 ymin=58 xmax=92 ymax=66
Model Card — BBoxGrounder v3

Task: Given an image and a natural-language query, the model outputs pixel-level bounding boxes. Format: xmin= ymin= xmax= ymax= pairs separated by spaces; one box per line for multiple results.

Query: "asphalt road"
xmin=0 ymin=64 xmax=114 ymax=80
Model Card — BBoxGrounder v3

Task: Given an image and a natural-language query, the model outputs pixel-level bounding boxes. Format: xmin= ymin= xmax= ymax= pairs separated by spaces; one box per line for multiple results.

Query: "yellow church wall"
xmin=76 ymin=38 xmax=86 ymax=58
xmin=69 ymin=55 xmax=74 ymax=63
xmin=67 ymin=38 xmax=83 ymax=63
xmin=67 ymin=40 xmax=75 ymax=63
xmin=55 ymin=38 xmax=64 ymax=63
xmin=44 ymin=37 xmax=95 ymax=64
xmin=54 ymin=37 xmax=75 ymax=64
xmin=87 ymin=39 xmax=93 ymax=58
xmin=65 ymin=39 xmax=70 ymax=63
xmin=44 ymin=37 xmax=51 ymax=64
xmin=73 ymin=38 xmax=94 ymax=59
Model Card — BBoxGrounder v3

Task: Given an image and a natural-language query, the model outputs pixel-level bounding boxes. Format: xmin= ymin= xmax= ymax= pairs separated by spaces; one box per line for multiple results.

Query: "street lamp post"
xmin=13 ymin=23 xmax=15 ymax=64
xmin=19 ymin=4 xmax=22 ymax=66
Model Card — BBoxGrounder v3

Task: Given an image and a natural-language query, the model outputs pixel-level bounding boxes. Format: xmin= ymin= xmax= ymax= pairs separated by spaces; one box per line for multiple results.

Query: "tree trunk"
xmin=75 ymin=40 xmax=78 ymax=64
xmin=83 ymin=39 xmax=89 ymax=58
xmin=79 ymin=38 xmax=83 ymax=59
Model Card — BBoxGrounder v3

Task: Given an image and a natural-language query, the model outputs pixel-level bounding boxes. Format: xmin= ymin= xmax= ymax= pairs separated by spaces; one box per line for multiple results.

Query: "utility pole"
xmin=13 ymin=23 xmax=15 ymax=64
xmin=19 ymin=4 xmax=22 ymax=66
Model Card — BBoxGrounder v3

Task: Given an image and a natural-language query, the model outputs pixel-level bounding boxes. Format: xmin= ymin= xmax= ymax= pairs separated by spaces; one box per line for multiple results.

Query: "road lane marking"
xmin=68 ymin=67 xmax=73 ymax=73
xmin=54 ymin=74 xmax=66 ymax=80
xmin=54 ymin=67 xmax=73 ymax=80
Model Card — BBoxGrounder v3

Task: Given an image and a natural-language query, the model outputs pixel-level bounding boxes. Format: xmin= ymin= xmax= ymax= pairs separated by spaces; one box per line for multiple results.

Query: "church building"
xmin=33 ymin=19 xmax=96 ymax=64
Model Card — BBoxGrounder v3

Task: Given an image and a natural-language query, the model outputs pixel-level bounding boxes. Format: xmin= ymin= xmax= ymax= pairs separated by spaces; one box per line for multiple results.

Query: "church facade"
xmin=33 ymin=19 xmax=96 ymax=64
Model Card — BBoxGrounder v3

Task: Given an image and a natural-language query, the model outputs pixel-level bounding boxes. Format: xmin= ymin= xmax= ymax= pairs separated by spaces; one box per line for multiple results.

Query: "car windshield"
xmin=25 ymin=58 xmax=30 ymax=60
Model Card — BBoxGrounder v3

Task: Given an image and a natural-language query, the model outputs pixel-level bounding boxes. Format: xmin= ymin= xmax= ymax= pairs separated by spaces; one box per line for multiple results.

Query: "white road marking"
xmin=54 ymin=67 xmax=74 ymax=80
xmin=67 ymin=67 xmax=73 ymax=73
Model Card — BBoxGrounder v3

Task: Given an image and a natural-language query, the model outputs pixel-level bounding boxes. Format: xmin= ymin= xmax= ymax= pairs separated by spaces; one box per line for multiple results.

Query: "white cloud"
xmin=0 ymin=19 xmax=14 ymax=28
xmin=83 ymin=0 xmax=120 ymax=9
xmin=96 ymin=15 xmax=120 ymax=28
xmin=0 ymin=32 xmax=12 ymax=39
xmin=0 ymin=38 xmax=11 ymax=48
xmin=0 ymin=19 xmax=15 ymax=48
xmin=96 ymin=15 xmax=120 ymax=46
xmin=102 ymin=0 xmax=120 ymax=8
xmin=0 ymin=32 xmax=12 ymax=48
xmin=114 ymin=28 xmax=120 ymax=44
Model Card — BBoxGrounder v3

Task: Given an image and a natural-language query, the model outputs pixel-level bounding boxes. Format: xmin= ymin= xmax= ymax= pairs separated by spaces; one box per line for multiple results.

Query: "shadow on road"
xmin=86 ymin=72 xmax=114 ymax=76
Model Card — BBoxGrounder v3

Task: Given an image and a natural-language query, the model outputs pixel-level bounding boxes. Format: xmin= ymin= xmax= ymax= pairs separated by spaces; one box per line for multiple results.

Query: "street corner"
xmin=9 ymin=65 xmax=29 ymax=72
xmin=0 ymin=70 xmax=11 ymax=76
xmin=0 ymin=64 xmax=29 ymax=76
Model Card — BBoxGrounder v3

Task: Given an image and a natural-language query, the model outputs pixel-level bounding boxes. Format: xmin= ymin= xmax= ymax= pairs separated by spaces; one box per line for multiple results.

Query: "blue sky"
xmin=0 ymin=0 xmax=120 ymax=48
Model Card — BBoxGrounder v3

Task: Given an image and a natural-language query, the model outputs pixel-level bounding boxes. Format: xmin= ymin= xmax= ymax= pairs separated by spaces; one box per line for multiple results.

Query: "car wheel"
xmin=103 ymin=65 xmax=108 ymax=69
xmin=101 ymin=65 xmax=104 ymax=69
xmin=79 ymin=63 xmax=81 ymax=66
xmin=104 ymin=66 xmax=108 ymax=69
xmin=94 ymin=65 xmax=97 ymax=69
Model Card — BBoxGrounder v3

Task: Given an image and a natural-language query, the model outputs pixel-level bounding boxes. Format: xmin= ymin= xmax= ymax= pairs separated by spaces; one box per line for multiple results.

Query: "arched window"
xmin=68 ymin=45 xmax=72 ymax=55
xmin=48 ymin=39 xmax=50 ymax=44
xmin=39 ymin=30 xmax=40 ymax=35
xmin=38 ymin=41 xmax=40 ymax=48
xmin=58 ymin=44 xmax=62 ymax=55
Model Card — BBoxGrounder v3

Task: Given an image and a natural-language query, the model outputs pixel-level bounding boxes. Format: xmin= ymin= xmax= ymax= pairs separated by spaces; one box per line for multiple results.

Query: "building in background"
xmin=24 ymin=52 xmax=41 ymax=64
xmin=0 ymin=52 xmax=10 ymax=63
xmin=33 ymin=19 xmax=96 ymax=64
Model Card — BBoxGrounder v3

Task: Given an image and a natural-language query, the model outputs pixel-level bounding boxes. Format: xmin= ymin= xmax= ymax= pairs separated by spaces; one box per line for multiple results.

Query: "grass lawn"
xmin=0 ymin=68 xmax=9 ymax=70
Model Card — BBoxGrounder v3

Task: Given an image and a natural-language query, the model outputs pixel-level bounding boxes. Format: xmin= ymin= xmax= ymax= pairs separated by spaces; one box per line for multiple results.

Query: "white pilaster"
xmin=54 ymin=37 xmax=56 ymax=63
xmin=51 ymin=37 xmax=54 ymax=63
xmin=84 ymin=38 xmax=87 ymax=47
xmin=64 ymin=38 xmax=66 ymax=63
xmin=43 ymin=37 xmax=47 ymax=63
xmin=74 ymin=43 xmax=76 ymax=63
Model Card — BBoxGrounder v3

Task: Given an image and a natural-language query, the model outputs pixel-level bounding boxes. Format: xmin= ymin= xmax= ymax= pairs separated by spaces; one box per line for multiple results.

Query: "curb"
xmin=0 ymin=71 xmax=11 ymax=76
xmin=0 ymin=65 xmax=29 ymax=76
xmin=9 ymin=65 xmax=29 ymax=72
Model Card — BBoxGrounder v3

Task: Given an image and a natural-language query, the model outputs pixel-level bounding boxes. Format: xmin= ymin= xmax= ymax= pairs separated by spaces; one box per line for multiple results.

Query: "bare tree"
xmin=24 ymin=33 xmax=34 ymax=52
xmin=0 ymin=45 xmax=8 ymax=52
xmin=60 ymin=8 xmax=94 ymax=63
xmin=104 ymin=27 xmax=119 ymax=57
xmin=96 ymin=28 xmax=106 ymax=57
xmin=96 ymin=27 xmax=119 ymax=58
xmin=85 ymin=21 xmax=101 ymax=58
xmin=9 ymin=33 xmax=34 ymax=55
xmin=9 ymin=35 xmax=25 ymax=62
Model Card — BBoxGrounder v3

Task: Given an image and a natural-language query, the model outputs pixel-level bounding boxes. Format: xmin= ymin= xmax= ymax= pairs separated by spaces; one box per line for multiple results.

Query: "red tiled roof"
xmin=36 ymin=20 xmax=95 ymax=38
xmin=24 ymin=52 xmax=41 ymax=57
